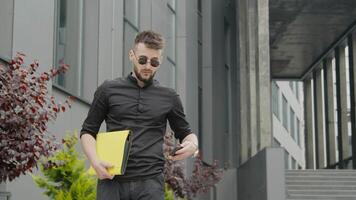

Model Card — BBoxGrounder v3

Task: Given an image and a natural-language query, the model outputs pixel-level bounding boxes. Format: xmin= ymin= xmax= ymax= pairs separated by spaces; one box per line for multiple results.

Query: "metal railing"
xmin=326 ymin=156 xmax=354 ymax=169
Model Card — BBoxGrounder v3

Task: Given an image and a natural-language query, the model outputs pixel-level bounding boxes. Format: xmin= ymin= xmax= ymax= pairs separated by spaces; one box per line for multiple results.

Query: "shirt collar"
xmin=127 ymin=72 xmax=154 ymax=88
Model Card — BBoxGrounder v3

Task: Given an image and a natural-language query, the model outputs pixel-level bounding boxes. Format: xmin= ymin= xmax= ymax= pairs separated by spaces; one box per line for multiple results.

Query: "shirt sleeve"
xmin=167 ymin=92 xmax=193 ymax=142
xmin=80 ymin=81 xmax=109 ymax=139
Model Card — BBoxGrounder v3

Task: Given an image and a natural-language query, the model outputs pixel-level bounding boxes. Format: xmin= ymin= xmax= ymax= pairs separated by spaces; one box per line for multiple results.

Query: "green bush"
xmin=32 ymin=133 xmax=176 ymax=200
xmin=32 ymin=132 xmax=96 ymax=200
xmin=165 ymin=183 xmax=175 ymax=200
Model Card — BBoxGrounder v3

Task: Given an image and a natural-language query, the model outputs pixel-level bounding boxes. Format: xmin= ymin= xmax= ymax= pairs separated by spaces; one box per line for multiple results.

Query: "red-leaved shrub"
xmin=0 ymin=53 xmax=73 ymax=182
xmin=163 ymin=132 xmax=223 ymax=199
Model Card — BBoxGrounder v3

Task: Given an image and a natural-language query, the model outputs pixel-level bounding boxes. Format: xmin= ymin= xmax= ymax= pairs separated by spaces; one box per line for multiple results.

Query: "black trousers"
xmin=96 ymin=174 xmax=165 ymax=200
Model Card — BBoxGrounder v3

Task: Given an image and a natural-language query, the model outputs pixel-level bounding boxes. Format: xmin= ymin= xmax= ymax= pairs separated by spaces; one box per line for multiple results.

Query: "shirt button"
xmin=138 ymin=104 xmax=144 ymax=113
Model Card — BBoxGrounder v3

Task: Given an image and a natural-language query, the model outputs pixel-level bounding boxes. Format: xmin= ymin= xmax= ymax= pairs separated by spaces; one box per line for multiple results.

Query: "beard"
xmin=133 ymin=65 xmax=155 ymax=84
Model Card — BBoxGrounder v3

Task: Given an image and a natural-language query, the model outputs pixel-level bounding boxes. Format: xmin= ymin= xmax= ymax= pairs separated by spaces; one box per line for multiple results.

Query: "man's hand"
xmin=92 ymin=160 xmax=115 ymax=180
xmin=169 ymin=141 xmax=198 ymax=161
xmin=81 ymin=134 xmax=114 ymax=180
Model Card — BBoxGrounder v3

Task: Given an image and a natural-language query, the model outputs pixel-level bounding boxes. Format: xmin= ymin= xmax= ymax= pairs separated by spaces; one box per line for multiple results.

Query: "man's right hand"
xmin=92 ymin=160 xmax=115 ymax=180
xmin=81 ymin=134 xmax=114 ymax=180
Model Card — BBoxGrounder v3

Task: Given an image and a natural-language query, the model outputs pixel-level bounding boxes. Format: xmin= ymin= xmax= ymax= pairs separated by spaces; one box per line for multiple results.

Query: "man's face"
xmin=129 ymin=43 xmax=162 ymax=84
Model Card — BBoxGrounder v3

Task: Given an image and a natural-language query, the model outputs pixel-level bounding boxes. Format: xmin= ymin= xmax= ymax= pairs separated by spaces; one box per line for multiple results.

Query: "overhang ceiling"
xmin=269 ymin=0 xmax=356 ymax=79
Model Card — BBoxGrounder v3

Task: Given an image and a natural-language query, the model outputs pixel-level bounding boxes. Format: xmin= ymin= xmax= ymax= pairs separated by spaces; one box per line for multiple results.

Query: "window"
xmin=54 ymin=0 xmax=84 ymax=97
xmin=166 ymin=7 xmax=176 ymax=62
xmin=157 ymin=1 xmax=176 ymax=88
xmin=282 ymin=95 xmax=289 ymax=131
xmin=124 ymin=0 xmax=139 ymax=26
xmin=272 ymin=81 xmax=280 ymax=119
xmin=123 ymin=0 xmax=139 ymax=76
xmin=123 ymin=23 xmax=139 ymax=75
xmin=290 ymin=108 xmax=295 ymax=139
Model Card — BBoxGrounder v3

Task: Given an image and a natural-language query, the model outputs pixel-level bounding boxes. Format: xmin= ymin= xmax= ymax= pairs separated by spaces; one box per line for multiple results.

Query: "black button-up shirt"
xmin=80 ymin=74 xmax=192 ymax=180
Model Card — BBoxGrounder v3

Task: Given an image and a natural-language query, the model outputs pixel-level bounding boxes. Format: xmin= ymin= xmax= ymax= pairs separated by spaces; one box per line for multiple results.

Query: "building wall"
xmin=4 ymin=0 xmax=92 ymax=199
xmin=198 ymin=0 xmax=239 ymax=199
xmin=1 ymin=0 xmax=281 ymax=200
xmin=2 ymin=0 xmax=207 ymax=199
xmin=0 ymin=0 xmax=13 ymax=59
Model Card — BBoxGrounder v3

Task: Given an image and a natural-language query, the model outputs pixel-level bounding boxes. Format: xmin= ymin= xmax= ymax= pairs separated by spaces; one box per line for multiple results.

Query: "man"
xmin=80 ymin=30 xmax=198 ymax=200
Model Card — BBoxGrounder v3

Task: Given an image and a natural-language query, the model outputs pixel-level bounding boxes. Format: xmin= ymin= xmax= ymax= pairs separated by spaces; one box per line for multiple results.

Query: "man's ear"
xmin=129 ymin=50 xmax=134 ymax=61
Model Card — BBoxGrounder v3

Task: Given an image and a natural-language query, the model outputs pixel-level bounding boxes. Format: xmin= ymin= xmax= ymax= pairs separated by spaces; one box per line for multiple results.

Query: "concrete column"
xmin=314 ymin=68 xmax=325 ymax=168
xmin=325 ymin=58 xmax=337 ymax=165
xmin=246 ymin=0 xmax=258 ymax=156
xmin=304 ymin=78 xmax=315 ymax=169
xmin=237 ymin=0 xmax=272 ymax=162
xmin=237 ymin=0 xmax=249 ymax=163
xmin=201 ymin=0 xmax=214 ymax=164
xmin=176 ymin=0 xmax=199 ymax=135
xmin=256 ymin=0 xmax=272 ymax=150
xmin=336 ymin=46 xmax=350 ymax=162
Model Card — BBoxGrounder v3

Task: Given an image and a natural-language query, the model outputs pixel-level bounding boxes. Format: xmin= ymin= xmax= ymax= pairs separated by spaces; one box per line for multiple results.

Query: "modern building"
xmin=272 ymin=81 xmax=305 ymax=170
xmin=1 ymin=0 xmax=356 ymax=200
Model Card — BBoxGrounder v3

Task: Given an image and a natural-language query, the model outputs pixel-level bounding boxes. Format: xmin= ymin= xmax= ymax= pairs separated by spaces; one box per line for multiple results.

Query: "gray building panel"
xmin=238 ymin=148 xmax=285 ymax=200
xmin=0 ymin=0 xmax=13 ymax=59
xmin=82 ymin=0 xmax=99 ymax=101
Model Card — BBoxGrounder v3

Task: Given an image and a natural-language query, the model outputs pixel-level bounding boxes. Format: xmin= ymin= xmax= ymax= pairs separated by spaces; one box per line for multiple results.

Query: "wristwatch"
xmin=191 ymin=142 xmax=199 ymax=157
xmin=193 ymin=149 xmax=199 ymax=158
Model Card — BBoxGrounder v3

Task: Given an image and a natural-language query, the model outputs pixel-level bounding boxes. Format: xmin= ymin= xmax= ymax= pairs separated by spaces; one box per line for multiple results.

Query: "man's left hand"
xmin=169 ymin=140 xmax=198 ymax=161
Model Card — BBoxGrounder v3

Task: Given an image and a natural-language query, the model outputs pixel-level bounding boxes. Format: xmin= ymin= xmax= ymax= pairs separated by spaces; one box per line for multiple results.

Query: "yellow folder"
xmin=88 ymin=130 xmax=132 ymax=176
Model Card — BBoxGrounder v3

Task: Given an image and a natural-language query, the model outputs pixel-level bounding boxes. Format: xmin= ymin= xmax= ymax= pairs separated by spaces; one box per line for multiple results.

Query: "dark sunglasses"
xmin=133 ymin=51 xmax=160 ymax=67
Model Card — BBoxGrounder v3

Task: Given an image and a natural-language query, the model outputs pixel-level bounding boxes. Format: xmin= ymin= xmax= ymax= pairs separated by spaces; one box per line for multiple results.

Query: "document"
xmin=88 ymin=130 xmax=132 ymax=176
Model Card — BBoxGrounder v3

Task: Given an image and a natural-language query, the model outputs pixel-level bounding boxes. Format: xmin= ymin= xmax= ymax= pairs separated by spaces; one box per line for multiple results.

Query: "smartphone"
xmin=170 ymin=146 xmax=183 ymax=156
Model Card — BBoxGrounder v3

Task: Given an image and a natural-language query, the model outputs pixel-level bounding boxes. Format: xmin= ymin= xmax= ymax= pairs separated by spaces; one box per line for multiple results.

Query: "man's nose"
xmin=143 ymin=62 xmax=152 ymax=69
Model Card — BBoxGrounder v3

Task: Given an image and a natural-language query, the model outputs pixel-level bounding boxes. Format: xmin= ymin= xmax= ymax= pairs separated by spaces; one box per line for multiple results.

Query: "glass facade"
xmin=54 ymin=0 xmax=100 ymax=101
xmin=272 ymin=81 xmax=304 ymax=169
xmin=54 ymin=0 xmax=84 ymax=97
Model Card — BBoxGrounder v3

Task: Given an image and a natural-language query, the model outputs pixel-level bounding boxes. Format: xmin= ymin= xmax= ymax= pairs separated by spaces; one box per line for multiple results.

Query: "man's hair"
xmin=134 ymin=30 xmax=165 ymax=50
